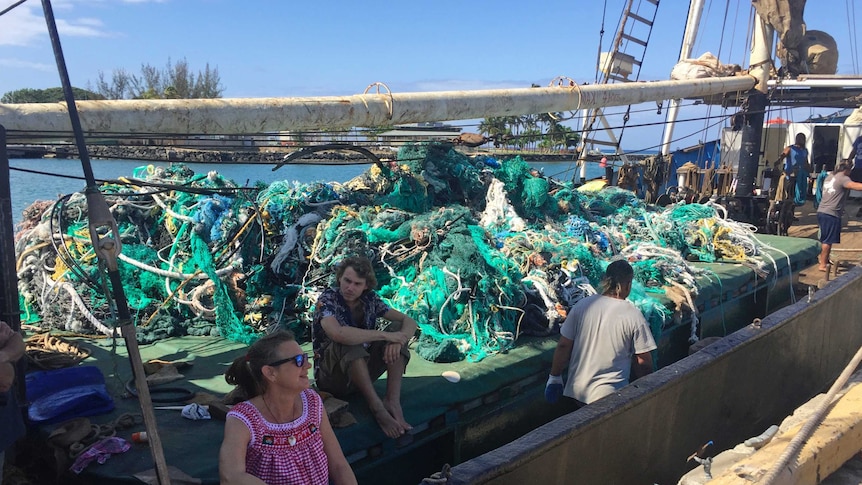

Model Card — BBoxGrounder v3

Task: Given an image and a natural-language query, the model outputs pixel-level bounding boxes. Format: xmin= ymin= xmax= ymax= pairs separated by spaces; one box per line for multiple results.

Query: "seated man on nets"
xmin=312 ymin=255 xmax=417 ymax=438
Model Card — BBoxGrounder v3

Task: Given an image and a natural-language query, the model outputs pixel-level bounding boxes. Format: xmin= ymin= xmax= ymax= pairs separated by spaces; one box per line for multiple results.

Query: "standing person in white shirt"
xmin=545 ymin=260 xmax=657 ymax=405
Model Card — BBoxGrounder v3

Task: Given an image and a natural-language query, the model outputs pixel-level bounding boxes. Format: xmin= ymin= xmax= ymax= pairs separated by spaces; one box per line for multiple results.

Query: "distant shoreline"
xmin=7 ymin=144 xmax=652 ymax=164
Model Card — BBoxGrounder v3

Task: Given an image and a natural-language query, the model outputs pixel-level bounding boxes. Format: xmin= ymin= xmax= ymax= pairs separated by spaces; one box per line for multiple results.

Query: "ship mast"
xmin=735 ymin=12 xmax=775 ymax=197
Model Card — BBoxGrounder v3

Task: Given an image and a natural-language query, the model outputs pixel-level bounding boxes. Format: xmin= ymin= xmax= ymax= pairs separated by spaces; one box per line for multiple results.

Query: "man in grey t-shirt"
xmin=816 ymin=161 xmax=862 ymax=271
xmin=545 ymin=260 xmax=656 ymax=405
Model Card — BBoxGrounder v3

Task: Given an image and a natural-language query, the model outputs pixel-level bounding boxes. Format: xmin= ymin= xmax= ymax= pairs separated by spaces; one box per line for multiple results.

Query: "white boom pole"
xmin=659 ymin=0 xmax=706 ymax=157
xmin=0 ymin=77 xmax=755 ymax=135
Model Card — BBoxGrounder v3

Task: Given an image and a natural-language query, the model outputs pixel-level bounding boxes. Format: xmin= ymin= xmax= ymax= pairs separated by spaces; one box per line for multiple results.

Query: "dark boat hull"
xmin=446 ymin=266 xmax=862 ymax=485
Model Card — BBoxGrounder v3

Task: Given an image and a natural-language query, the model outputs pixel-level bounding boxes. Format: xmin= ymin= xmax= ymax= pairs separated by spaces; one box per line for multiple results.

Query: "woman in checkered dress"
xmin=219 ymin=331 xmax=356 ymax=485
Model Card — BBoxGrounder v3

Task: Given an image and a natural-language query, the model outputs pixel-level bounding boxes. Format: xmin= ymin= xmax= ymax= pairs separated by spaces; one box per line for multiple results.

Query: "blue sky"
xmin=0 ymin=0 xmax=859 ymax=150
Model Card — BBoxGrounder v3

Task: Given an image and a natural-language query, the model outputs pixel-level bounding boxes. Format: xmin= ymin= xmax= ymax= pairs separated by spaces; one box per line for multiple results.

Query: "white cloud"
xmin=55 ymin=17 xmax=108 ymax=37
xmin=0 ymin=2 xmax=111 ymax=47
xmin=0 ymin=4 xmax=47 ymax=46
xmin=0 ymin=58 xmax=54 ymax=71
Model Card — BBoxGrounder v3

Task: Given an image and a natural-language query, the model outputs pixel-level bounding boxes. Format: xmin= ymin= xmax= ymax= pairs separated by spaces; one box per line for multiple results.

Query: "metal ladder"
xmin=577 ymin=0 xmax=660 ymax=175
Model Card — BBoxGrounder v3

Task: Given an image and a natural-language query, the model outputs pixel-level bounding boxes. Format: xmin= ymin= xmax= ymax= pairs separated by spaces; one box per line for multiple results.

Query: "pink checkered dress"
xmin=227 ymin=389 xmax=328 ymax=484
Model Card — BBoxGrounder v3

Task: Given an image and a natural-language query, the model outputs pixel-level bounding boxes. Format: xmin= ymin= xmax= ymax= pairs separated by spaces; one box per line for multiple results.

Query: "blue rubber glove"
xmin=545 ymin=374 xmax=563 ymax=403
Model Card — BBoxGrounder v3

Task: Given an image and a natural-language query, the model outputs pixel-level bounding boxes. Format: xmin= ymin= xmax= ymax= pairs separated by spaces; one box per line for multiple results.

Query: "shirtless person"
xmin=312 ymin=256 xmax=416 ymax=438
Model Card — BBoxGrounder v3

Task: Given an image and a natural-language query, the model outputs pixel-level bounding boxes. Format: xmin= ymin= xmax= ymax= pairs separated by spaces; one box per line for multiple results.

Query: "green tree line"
xmin=1 ymin=87 xmax=103 ymax=103
xmin=1 ymin=57 xmax=223 ymax=103
xmin=479 ymin=114 xmax=581 ymax=152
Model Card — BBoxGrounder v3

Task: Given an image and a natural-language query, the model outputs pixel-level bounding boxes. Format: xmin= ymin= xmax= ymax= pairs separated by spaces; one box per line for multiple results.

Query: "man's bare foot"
xmin=371 ymin=406 xmax=405 ymax=438
xmin=818 ymin=266 xmax=828 ymax=272
xmin=384 ymin=399 xmax=412 ymax=432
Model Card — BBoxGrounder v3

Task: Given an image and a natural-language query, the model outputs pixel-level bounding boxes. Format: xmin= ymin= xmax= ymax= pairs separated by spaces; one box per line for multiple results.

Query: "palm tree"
xmin=521 ymin=128 xmax=542 ymax=151
xmin=479 ymin=117 xmax=511 ymax=149
xmin=501 ymin=116 xmax=522 ymax=149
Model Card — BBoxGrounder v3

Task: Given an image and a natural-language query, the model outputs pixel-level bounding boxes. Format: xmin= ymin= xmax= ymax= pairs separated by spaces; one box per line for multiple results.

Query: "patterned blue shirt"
xmin=311 ymin=288 xmax=390 ymax=359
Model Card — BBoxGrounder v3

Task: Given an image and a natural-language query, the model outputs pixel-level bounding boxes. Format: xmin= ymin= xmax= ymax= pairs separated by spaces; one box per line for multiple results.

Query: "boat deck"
xmin=27 ymin=235 xmax=819 ymax=485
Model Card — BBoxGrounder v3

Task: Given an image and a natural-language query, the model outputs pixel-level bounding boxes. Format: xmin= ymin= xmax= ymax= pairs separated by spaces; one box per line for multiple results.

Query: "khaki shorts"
xmin=315 ymin=328 xmax=410 ymax=397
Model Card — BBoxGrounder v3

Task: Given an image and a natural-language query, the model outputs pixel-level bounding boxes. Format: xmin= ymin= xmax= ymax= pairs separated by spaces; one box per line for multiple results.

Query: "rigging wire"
xmin=615 ymin=0 xmax=659 ymax=151
xmin=6 ymin=100 xmax=716 ymax=159
xmin=692 ymin=0 xmax=716 ymax=58
xmin=725 ymin=0 xmax=743 ymax=75
xmin=12 ymin=108 xmax=739 ymax=188
xmin=9 ymin=108 xmax=739 ymax=193
xmin=539 ymin=105 xmax=732 ymax=181
xmin=697 ymin=0 xmax=733 ymax=150
xmin=743 ymin=1 xmax=754 ymax=71
xmin=714 ymin=0 xmax=738 ymax=67
xmin=11 ymin=97 xmax=824 ymax=170
xmin=846 ymin=0 xmax=860 ymax=74
xmin=595 ymin=0 xmax=609 ymax=84
xmin=0 ymin=0 xmax=27 ymax=18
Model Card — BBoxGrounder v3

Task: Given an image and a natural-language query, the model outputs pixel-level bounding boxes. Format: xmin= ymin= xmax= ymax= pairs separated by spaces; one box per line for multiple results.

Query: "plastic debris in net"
xmin=15 ymin=142 xmax=772 ymax=362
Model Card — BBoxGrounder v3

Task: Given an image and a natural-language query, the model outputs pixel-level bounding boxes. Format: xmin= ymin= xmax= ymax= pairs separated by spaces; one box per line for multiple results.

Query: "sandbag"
xmin=26 ymin=365 xmax=114 ymax=425
xmin=799 ymin=30 xmax=838 ymax=74
xmin=671 ymin=52 xmax=741 ymax=80
xmin=777 ymin=28 xmax=839 ymax=75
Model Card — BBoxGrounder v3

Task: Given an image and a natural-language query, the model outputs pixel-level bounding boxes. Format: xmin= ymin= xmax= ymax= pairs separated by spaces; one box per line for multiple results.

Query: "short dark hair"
xmin=836 ymin=160 xmax=853 ymax=173
xmin=336 ymin=255 xmax=377 ymax=290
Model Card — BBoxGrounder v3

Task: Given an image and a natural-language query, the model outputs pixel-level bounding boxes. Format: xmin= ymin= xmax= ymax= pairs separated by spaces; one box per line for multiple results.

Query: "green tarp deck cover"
xmin=34 ymin=234 xmax=818 ymax=485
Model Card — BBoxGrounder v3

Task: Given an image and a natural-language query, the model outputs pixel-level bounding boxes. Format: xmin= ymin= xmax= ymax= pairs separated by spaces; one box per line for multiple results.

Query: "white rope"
xmin=479 ymin=179 xmax=526 ymax=232
xmin=670 ymin=280 xmax=700 ymax=343
xmin=750 ymin=233 xmax=796 ymax=304
xmin=54 ymin=281 xmax=117 ymax=336
xmin=147 ymin=190 xmax=195 ymax=223
xmin=439 ymin=268 xmax=469 ymax=336
xmin=117 ymin=252 xmax=238 ymax=280
xmin=522 ymin=273 xmax=562 ymax=323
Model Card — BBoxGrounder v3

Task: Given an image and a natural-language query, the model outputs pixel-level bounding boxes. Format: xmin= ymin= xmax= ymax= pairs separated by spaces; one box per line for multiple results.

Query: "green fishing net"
xmin=15 ymin=141 xmax=771 ymax=363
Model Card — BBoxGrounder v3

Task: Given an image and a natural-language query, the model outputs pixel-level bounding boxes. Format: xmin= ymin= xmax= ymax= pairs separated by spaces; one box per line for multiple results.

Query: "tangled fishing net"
xmin=15 ymin=142 xmax=771 ymax=362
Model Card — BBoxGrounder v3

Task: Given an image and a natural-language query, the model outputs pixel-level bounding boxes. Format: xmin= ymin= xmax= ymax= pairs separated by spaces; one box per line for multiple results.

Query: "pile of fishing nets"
xmin=14 ymin=142 xmax=773 ymax=362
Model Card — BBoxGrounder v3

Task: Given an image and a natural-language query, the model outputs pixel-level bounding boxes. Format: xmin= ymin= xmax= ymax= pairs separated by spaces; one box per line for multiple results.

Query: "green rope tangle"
xmin=15 ymin=143 xmax=769 ymax=362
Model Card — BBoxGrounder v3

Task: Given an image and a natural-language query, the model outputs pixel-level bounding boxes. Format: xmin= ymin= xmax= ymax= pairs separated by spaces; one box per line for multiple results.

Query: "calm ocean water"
xmin=7 ymin=157 xmax=598 ymax=226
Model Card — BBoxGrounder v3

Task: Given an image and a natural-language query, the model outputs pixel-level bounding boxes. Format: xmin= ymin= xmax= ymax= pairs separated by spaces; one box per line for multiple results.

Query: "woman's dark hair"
xmin=336 ymin=255 xmax=377 ymax=290
xmin=225 ymin=330 xmax=296 ymax=399
xmin=600 ymin=259 xmax=634 ymax=295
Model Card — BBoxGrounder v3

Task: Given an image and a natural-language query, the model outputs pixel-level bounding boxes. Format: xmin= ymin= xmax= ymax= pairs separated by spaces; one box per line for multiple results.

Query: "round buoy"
xmin=441 ymin=370 xmax=461 ymax=383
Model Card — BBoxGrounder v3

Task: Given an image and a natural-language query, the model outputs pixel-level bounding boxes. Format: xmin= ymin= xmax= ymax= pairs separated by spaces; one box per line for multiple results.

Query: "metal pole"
xmin=735 ymin=12 xmax=775 ymax=197
xmin=0 ymin=76 xmax=756 ymax=135
xmin=39 ymin=1 xmax=171 ymax=483
xmin=735 ymin=91 xmax=768 ymax=196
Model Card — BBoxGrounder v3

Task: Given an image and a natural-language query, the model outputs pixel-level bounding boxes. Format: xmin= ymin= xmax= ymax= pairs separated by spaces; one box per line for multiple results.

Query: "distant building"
xmin=377 ymin=122 xmax=461 ymax=146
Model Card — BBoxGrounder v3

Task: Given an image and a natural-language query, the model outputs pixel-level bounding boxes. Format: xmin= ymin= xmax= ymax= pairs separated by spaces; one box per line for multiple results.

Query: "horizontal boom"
xmin=0 ymin=76 xmax=756 ymax=135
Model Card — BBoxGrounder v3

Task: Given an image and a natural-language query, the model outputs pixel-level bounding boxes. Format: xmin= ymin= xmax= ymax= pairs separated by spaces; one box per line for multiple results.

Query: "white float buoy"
xmin=441 ymin=370 xmax=461 ymax=383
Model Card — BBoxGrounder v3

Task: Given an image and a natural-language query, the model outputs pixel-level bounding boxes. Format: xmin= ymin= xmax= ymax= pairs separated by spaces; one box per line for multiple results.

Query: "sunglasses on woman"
xmin=266 ymin=352 xmax=309 ymax=368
